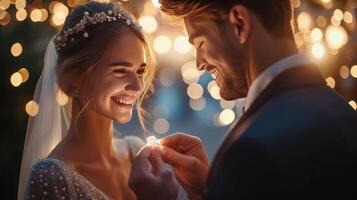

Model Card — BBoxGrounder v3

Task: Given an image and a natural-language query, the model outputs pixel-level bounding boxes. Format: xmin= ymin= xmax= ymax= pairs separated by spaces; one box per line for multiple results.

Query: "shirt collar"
xmin=244 ymin=53 xmax=314 ymax=112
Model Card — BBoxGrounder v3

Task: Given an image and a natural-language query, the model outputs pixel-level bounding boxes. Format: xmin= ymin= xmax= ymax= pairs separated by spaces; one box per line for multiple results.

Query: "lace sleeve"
xmin=24 ymin=159 xmax=74 ymax=200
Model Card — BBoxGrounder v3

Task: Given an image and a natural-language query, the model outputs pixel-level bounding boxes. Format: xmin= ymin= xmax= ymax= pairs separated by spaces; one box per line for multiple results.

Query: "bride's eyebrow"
xmin=107 ymin=62 xmax=147 ymax=68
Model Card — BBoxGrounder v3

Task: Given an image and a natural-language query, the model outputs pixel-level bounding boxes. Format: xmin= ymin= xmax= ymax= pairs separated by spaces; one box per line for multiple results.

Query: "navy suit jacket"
xmin=204 ymin=65 xmax=357 ymax=199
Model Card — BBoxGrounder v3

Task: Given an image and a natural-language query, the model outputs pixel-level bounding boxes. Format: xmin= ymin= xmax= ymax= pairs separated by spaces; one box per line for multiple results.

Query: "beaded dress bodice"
xmin=24 ymin=137 xmax=144 ymax=200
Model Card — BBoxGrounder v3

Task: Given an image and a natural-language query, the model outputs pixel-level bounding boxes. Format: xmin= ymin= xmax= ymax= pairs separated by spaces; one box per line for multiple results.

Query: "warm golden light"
xmin=343 ymin=11 xmax=353 ymax=24
xmin=26 ymin=100 xmax=39 ymax=117
xmin=349 ymin=100 xmax=357 ymax=110
xmin=316 ymin=16 xmax=327 ymax=27
xmin=40 ymin=9 xmax=48 ymax=22
xmin=56 ymin=90 xmax=69 ymax=106
xmin=174 ymin=36 xmax=192 ymax=54
xmin=311 ymin=28 xmax=323 ymax=42
xmin=51 ymin=2 xmax=69 ymax=26
xmin=187 ymin=83 xmax=204 ymax=100
xmin=0 ymin=0 xmax=10 ymax=10
xmin=219 ymin=109 xmax=235 ymax=125
xmin=11 ymin=42 xmax=23 ymax=57
xmin=311 ymin=43 xmax=325 ymax=59
xmin=0 ymin=11 xmax=10 ymax=25
xmin=325 ymin=77 xmax=336 ymax=88
xmin=153 ymin=35 xmax=172 ymax=54
xmin=189 ymin=97 xmax=206 ymax=111
xmin=351 ymin=65 xmax=357 ymax=78
xmin=325 ymin=25 xmax=348 ymax=50
xmin=333 ymin=9 xmax=344 ymax=21
xmin=138 ymin=15 xmax=157 ymax=34
xmin=339 ymin=65 xmax=350 ymax=79
xmin=15 ymin=0 xmax=26 ymax=9
xmin=10 ymin=72 xmax=22 ymax=87
xmin=151 ymin=0 xmax=161 ymax=8
xmin=297 ymin=12 xmax=312 ymax=32
xmin=16 ymin=9 xmax=27 ymax=21
xmin=153 ymin=118 xmax=170 ymax=134
xmin=18 ymin=68 xmax=29 ymax=83
xmin=30 ymin=9 xmax=42 ymax=22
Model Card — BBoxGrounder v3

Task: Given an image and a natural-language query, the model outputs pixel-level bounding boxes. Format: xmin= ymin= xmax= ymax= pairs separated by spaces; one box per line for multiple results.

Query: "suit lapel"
xmin=206 ymin=64 xmax=326 ymax=190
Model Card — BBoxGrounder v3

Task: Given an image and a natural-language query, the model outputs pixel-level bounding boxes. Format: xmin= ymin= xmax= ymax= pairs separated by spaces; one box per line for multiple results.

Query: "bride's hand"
xmin=159 ymin=133 xmax=210 ymax=200
xmin=129 ymin=145 xmax=178 ymax=200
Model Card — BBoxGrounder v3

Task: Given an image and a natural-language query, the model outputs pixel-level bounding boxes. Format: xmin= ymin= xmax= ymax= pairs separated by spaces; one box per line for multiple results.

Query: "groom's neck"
xmin=246 ymin=36 xmax=299 ymax=89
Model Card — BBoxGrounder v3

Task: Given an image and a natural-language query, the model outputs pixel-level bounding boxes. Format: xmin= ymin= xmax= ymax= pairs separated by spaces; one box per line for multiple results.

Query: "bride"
xmin=18 ymin=1 xmax=156 ymax=199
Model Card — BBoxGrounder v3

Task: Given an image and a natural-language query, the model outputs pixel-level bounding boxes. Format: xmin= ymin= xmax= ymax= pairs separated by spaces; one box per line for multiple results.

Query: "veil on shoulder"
xmin=17 ymin=38 xmax=71 ymax=200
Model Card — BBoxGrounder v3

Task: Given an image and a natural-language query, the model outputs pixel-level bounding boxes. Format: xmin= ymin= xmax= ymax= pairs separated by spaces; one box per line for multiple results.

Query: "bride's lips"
xmin=111 ymin=96 xmax=136 ymax=108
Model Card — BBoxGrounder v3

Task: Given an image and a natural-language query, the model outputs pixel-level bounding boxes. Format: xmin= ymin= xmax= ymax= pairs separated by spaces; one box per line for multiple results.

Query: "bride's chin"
xmin=114 ymin=115 xmax=132 ymax=124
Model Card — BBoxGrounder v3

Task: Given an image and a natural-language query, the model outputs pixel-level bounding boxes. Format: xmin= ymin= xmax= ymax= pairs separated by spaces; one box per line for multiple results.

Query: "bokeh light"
xmin=11 ymin=43 xmax=23 ymax=57
xmin=351 ymin=65 xmax=357 ymax=78
xmin=16 ymin=9 xmax=27 ymax=21
xmin=325 ymin=77 xmax=336 ymax=88
xmin=189 ymin=97 xmax=206 ymax=111
xmin=138 ymin=15 xmax=157 ymax=34
xmin=311 ymin=43 xmax=325 ymax=59
xmin=153 ymin=35 xmax=172 ymax=54
xmin=10 ymin=72 xmax=22 ymax=87
xmin=187 ymin=83 xmax=204 ymax=100
xmin=153 ymin=118 xmax=170 ymax=134
xmin=219 ymin=109 xmax=235 ymax=126
xmin=18 ymin=68 xmax=29 ymax=83
xmin=339 ymin=65 xmax=349 ymax=79
xmin=25 ymin=100 xmax=39 ymax=117
xmin=349 ymin=100 xmax=357 ymax=110
xmin=325 ymin=25 xmax=348 ymax=50
xmin=174 ymin=36 xmax=192 ymax=54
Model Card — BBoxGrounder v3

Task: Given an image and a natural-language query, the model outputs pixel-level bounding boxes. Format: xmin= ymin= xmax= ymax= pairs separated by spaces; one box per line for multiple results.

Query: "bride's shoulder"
xmin=28 ymin=158 xmax=69 ymax=181
xmin=26 ymin=159 xmax=72 ymax=199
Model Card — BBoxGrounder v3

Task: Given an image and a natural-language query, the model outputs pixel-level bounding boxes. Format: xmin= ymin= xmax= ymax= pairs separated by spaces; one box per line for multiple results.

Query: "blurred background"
xmin=1 ymin=0 xmax=356 ymax=198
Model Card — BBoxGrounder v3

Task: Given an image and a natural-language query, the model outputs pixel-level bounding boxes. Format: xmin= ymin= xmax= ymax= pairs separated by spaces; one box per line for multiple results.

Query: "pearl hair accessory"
xmin=54 ymin=2 xmax=142 ymax=51
xmin=146 ymin=136 xmax=159 ymax=145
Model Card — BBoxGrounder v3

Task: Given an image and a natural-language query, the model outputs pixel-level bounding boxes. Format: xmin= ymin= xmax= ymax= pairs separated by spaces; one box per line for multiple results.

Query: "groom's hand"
xmin=159 ymin=133 xmax=209 ymax=200
xmin=129 ymin=145 xmax=178 ymax=200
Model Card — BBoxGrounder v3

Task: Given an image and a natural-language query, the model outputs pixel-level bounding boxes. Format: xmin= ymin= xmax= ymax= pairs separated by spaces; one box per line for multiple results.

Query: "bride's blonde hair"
xmin=55 ymin=2 xmax=155 ymax=134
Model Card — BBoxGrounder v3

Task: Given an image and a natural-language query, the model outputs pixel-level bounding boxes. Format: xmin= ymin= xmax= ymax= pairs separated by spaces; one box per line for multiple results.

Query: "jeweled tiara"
xmin=54 ymin=3 xmax=142 ymax=51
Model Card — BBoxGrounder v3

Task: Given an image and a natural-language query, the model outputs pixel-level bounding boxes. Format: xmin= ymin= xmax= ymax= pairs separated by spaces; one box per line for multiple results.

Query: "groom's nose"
xmin=196 ymin=50 xmax=207 ymax=71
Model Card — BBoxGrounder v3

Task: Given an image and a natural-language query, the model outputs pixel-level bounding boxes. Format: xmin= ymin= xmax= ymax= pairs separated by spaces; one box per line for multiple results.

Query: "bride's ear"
xmin=229 ymin=5 xmax=251 ymax=44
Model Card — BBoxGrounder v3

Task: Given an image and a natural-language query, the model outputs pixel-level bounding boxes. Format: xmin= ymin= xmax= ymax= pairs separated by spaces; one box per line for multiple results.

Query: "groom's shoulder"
xmin=241 ymin=85 xmax=357 ymax=140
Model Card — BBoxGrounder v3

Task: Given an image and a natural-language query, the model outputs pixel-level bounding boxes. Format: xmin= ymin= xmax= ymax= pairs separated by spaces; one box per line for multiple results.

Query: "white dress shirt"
xmin=244 ymin=53 xmax=315 ymax=112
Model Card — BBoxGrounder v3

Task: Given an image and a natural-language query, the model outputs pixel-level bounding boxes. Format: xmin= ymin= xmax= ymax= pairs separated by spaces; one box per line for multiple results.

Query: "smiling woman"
xmin=18 ymin=2 xmax=156 ymax=200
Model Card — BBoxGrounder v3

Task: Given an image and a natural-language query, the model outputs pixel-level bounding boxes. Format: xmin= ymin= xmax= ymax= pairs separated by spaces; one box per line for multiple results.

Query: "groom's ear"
xmin=229 ymin=5 xmax=251 ymax=44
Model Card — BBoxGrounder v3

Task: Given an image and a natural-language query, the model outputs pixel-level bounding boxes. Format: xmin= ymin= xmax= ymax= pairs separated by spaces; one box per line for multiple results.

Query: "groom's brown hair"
xmin=159 ymin=0 xmax=293 ymax=38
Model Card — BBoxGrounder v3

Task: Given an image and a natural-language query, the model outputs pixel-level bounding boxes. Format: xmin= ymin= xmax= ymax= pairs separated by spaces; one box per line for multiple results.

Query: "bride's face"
xmin=79 ymin=29 xmax=146 ymax=124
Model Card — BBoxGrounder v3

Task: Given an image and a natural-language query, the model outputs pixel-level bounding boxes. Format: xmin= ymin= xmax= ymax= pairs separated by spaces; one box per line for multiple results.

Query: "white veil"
xmin=17 ymin=38 xmax=71 ymax=200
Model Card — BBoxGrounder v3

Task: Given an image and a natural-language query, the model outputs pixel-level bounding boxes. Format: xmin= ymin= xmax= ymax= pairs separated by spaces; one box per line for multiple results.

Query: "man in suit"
xmin=129 ymin=0 xmax=357 ymax=199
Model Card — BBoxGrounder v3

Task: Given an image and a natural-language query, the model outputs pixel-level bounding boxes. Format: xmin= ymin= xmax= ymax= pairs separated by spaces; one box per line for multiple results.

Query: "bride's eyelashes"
xmin=112 ymin=68 xmax=146 ymax=76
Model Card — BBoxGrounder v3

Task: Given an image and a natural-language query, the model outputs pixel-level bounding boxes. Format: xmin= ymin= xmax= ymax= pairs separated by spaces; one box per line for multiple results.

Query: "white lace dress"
xmin=24 ymin=136 xmax=144 ymax=200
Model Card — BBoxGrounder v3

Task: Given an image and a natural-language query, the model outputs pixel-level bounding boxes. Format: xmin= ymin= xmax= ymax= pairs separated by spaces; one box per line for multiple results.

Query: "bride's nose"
xmin=125 ymin=73 xmax=142 ymax=92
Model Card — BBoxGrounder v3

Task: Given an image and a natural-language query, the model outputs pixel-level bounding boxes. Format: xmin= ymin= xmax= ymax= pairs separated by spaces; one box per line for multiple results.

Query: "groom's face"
xmin=185 ymin=17 xmax=248 ymax=100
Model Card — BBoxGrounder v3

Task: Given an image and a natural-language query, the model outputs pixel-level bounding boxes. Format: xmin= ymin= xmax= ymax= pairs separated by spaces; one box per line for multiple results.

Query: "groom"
xmin=129 ymin=0 xmax=357 ymax=199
